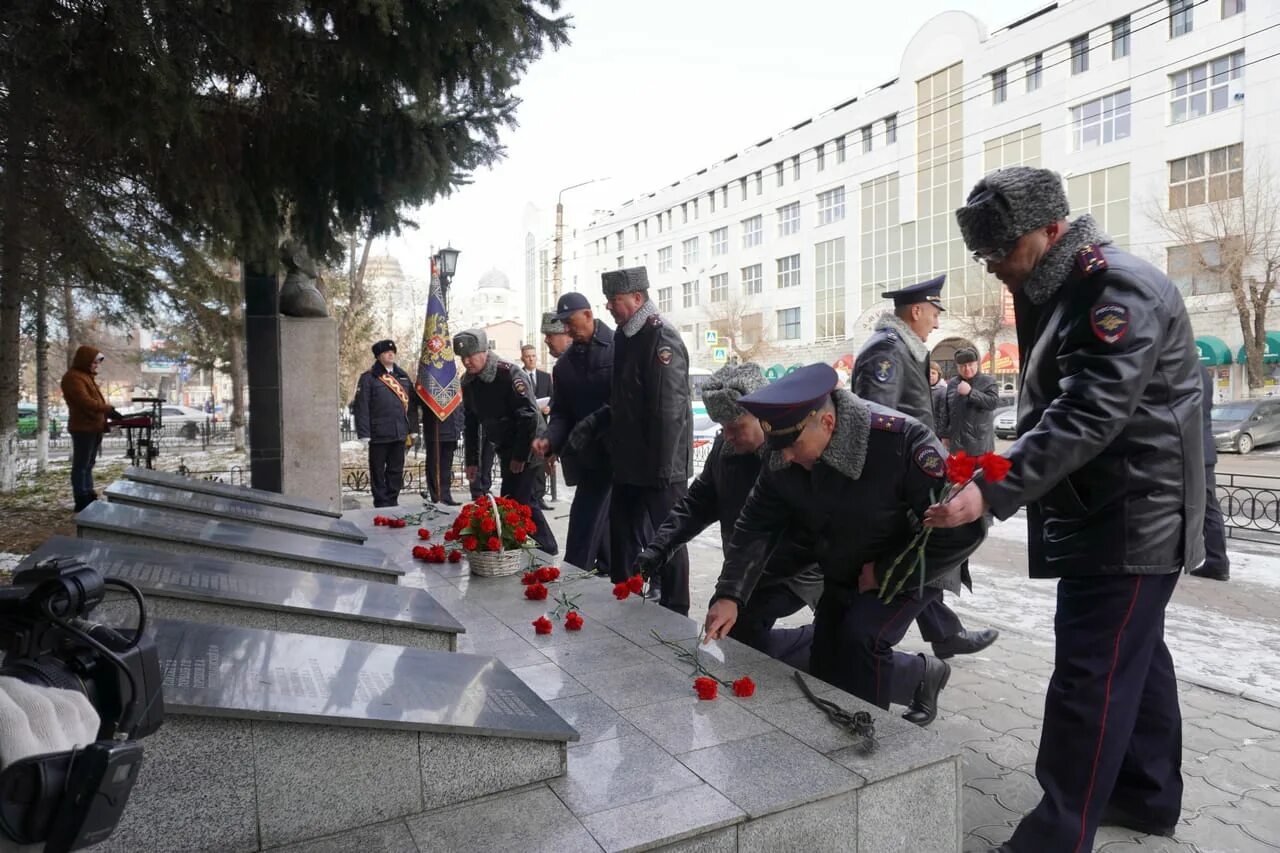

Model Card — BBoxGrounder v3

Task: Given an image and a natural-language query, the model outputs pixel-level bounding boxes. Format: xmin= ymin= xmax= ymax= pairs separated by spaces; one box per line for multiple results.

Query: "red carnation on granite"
xmin=536 ymin=566 xmax=560 ymax=583
xmin=565 ymin=611 xmax=584 ymax=631
xmin=627 ymin=575 xmax=645 ymax=595
xmin=521 ymin=571 xmax=539 ymax=586
xmin=732 ymin=677 xmax=756 ymax=698
xmin=612 ymin=582 xmax=631 ymax=601
xmin=447 ymin=550 xmax=462 ymax=563
xmin=532 ymin=615 xmax=553 ymax=635
xmin=693 ymin=676 xmax=719 ymax=701
xmin=418 ymin=528 xmax=431 ymax=540
xmin=390 ymin=518 xmax=406 ymax=529
xmin=443 ymin=529 xmax=457 ymax=542
xmin=524 ymin=582 xmax=549 ymax=601
xmin=411 ymin=545 xmax=428 ymax=560
xmin=373 ymin=516 xmax=387 ymax=526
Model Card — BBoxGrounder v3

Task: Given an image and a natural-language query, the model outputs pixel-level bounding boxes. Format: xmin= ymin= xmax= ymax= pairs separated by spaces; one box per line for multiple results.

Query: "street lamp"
xmin=554 ymin=178 xmax=608 ymax=300
xmin=434 ymin=244 xmax=461 ymax=310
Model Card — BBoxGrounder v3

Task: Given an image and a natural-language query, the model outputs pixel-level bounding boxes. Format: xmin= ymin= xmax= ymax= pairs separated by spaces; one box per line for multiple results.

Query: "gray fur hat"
xmin=954 ymin=347 xmax=979 ymax=365
xmin=540 ymin=312 xmax=566 ymax=334
xmin=703 ymin=363 xmax=768 ymax=425
xmin=601 ymin=266 xmax=650 ymax=297
xmin=955 ymin=167 xmax=1070 ymax=252
xmin=452 ymin=329 xmax=488 ymax=357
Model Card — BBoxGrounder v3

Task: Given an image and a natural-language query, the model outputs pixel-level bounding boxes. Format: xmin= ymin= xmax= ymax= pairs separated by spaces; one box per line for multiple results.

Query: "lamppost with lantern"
xmin=434 ymin=244 xmax=461 ymax=311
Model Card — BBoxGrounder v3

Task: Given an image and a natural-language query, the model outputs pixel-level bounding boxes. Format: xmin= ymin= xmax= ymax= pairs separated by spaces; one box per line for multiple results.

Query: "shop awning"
xmin=784 ymin=364 xmax=803 ymax=376
xmin=1195 ymin=336 xmax=1232 ymax=366
xmin=1236 ymin=332 xmax=1280 ymax=364
xmin=980 ymin=343 xmax=1020 ymax=373
xmin=764 ymin=364 xmax=784 ymax=381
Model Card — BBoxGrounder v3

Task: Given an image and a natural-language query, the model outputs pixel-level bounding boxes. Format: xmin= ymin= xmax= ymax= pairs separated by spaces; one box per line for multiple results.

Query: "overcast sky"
xmin=384 ymin=0 xmax=1040 ymax=300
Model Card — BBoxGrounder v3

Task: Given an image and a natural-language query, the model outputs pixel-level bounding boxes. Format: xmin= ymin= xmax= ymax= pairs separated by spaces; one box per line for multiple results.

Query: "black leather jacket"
xmin=547 ymin=321 xmax=614 ymax=484
xmin=461 ymin=356 xmax=545 ymax=467
xmin=854 ymin=315 xmax=936 ymax=431
xmin=714 ymin=391 xmax=986 ymax=606
xmin=937 ymin=371 xmax=1000 ymax=455
xmin=648 ymin=435 xmax=823 ymax=609
xmin=978 ymin=241 xmax=1205 ymax=578
xmin=609 ymin=312 xmax=692 ymax=487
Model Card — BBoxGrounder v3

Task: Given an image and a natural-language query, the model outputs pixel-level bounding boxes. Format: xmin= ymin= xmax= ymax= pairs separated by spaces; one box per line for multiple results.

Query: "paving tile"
xmin=579 ymin=784 xmax=744 ymax=853
xmin=1171 ymin=813 xmax=1277 ymax=852
xmin=652 ymin=826 xmax=738 ymax=853
xmin=268 ymin=819 xmax=419 ymax=853
xmin=1204 ymin=797 xmax=1280 ymax=845
xmin=546 ymin=693 xmax=639 ymax=746
xmin=551 ymin=732 xmax=703 ymax=817
xmin=749 ymin=690 xmax=917 ymax=756
xmin=962 ymin=785 xmax=1021 ymax=834
xmin=965 ymin=768 xmax=1040 ymax=817
xmin=859 ymin=761 xmax=961 ymax=852
xmin=406 ymin=786 xmax=601 ymax=853
xmin=511 ymin=661 xmax=590 ymax=701
xmin=538 ymin=635 xmax=650 ymax=677
xmin=619 ymin=694 xmax=776 ymax=755
xmin=576 ymin=659 xmax=704 ymax=710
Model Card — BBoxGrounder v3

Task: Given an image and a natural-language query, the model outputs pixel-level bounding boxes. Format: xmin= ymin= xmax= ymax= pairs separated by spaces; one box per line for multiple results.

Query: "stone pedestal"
xmin=279 ymin=316 xmax=340 ymax=513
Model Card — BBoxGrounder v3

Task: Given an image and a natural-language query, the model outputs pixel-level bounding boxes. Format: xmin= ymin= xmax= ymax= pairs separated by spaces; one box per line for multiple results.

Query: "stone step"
xmin=103 ymin=618 xmax=578 ymax=852
xmin=75 ymin=499 xmax=403 ymax=584
xmin=20 ymin=536 xmax=463 ymax=651
xmin=102 ymin=480 xmax=367 ymax=544
xmin=123 ymin=465 xmax=342 ymax=517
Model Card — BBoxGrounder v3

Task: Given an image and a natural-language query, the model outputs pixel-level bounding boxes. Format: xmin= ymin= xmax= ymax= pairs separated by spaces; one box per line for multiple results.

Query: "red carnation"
xmin=693 ymin=677 xmax=719 ymax=701
xmin=393 ymin=518 xmax=407 ymax=529
xmin=979 ymin=452 xmax=1012 ymax=482
xmin=565 ymin=611 xmax=584 ymax=631
xmin=505 ymin=513 xmax=519 ymax=526
xmin=732 ymin=676 xmax=756 ymax=698
xmin=532 ymin=615 xmax=553 ymax=635
xmin=521 ymin=571 xmax=539 ymax=585
xmin=448 ymin=550 xmax=462 ymax=563
xmin=627 ymin=575 xmax=645 ymax=595
xmin=524 ymin=582 xmax=549 ymax=601
xmin=481 ymin=517 xmax=497 ymax=533
xmin=946 ymin=451 xmax=977 ymax=485
xmin=514 ymin=529 xmax=528 ymax=544
xmin=373 ymin=516 xmax=386 ymax=526
xmin=462 ymin=536 xmax=478 ymax=551
xmin=520 ymin=505 xmax=533 ymax=518
xmin=612 ymin=582 xmax=631 ymax=601
xmin=412 ymin=546 xmax=428 ymax=560
xmin=418 ymin=528 xmax=431 ymax=540
xmin=486 ymin=536 xmax=501 ymax=551
xmin=536 ymin=566 xmax=560 ymax=583
xmin=443 ymin=530 xmax=458 ymax=542
xmin=431 ymin=546 xmax=447 ymax=563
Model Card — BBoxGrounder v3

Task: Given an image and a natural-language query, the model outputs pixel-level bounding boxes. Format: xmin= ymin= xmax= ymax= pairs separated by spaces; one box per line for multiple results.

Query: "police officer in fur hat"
xmin=454 ymin=329 xmax=559 ymax=554
xmin=930 ymin=166 xmax=1205 ymax=851
xmin=354 ymin=339 xmax=419 ymax=507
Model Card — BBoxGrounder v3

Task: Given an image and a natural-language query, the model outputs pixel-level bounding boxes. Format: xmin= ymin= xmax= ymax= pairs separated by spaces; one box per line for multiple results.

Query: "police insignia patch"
xmin=513 ymin=378 xmax=528 ymax=395
xmin=1090 ymin=303 xmax=1129 ymax=344
xmin=657 ymin=346 xmax=673 ymax=365
xmin=874 ymin=358 xmax=895 ymax=383
xmin=914 ymin=445 xmax=945 ymax=478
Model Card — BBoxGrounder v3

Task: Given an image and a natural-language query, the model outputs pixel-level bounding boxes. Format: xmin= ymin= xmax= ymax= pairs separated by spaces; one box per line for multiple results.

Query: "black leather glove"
xmin=634 ymin=547 xmax=666 ymax=581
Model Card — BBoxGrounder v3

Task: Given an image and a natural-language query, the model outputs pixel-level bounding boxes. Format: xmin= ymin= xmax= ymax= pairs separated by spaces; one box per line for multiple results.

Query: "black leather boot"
xmin=903 ymin=654 xmax=951 ymax=727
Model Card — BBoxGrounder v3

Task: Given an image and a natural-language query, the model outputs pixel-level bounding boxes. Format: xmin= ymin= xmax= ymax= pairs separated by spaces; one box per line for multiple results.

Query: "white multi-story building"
xmin=567 ymin=0 xmax=1274 ymax=396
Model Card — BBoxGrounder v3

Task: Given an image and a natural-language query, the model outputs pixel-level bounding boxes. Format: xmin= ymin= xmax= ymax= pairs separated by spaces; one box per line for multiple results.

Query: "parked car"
xmin=17 ymin=404 xmax=61 ymax=439
xmin=993 ymin=406 xmax=1017 ymax=439
xmin=691 ymin=412 xmax=719 ymax=451
xmin=1211 ymin=399 xmax=1280 ymax=454
xmin=156 ymin=404 xmax=212 ymax=440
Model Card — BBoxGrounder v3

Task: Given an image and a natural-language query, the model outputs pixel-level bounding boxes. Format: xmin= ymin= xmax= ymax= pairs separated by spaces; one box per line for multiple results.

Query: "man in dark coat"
xmin=454 ymin=329 xmax=558 ymax=554
xmin=520 ymin=343 xmax=555 ymax=509
xmin=854 ymin=277 xmax=999 ymax=661
xmin=354 ymin=339 xmax=419 ymax=507
xmin=1191 ymin=367 xmax=1230 ymax=580
xmin=640 ymin=363 xmax=820 ymax=668
xmin=937 ymin=347 xmax=1000 ymax=455
xmin=935 ymin=166 xmax=1205 ymax=851
xmin=420 ymin=404 xmax=463 ymax=505
xmin=705 ymin=364 xmax=987 ymax=724
xmin=535 ymin=295 xmax=614 ymax=575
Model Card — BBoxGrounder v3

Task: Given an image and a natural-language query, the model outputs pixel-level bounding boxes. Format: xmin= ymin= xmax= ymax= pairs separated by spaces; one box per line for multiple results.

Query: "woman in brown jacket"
xmin=60 ymin=345 xmax=120 ymax=510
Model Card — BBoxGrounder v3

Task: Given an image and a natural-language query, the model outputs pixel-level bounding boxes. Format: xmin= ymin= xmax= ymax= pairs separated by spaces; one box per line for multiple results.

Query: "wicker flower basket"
xmin=467 ymin=549 xmax=526 ymax=578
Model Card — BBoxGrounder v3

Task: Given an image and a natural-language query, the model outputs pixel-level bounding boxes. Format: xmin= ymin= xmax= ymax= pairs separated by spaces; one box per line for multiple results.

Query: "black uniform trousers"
xmin=499 ymin=458 xmax=559 ymax=555
xmin=810 ymin=583 xmax=937 ymax=710
xmin=369 ymin=440 xmax=407 ymax=507
xmin=730 ymin=583 xmax=813 ymax=671
xmin=469 ymin=440 xmax=496 ymax=499
xmin=611 ymin=481 xmax=690 ymax=615
xmin=1201 ymin=465 xmax=1230 ymax=574
xmin=1009 ymin=572 xmax=1181 ymax=852
xmin=565 ymin=470 xmax=611 ymax=575
xmin=423 ymin=441 xmax=458 ymax=504
xmin=914 ymin=593 xmax=965 ymax=642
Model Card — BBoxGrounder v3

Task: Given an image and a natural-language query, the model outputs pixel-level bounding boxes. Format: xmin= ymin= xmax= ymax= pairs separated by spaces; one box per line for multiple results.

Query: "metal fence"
xmin=1216 ymin=471 xmax=1280 ymax=545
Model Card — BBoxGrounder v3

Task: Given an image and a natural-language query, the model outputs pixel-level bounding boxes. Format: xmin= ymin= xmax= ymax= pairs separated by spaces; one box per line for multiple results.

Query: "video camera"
xmin=0 ymin=558 xmax=164 ymax=851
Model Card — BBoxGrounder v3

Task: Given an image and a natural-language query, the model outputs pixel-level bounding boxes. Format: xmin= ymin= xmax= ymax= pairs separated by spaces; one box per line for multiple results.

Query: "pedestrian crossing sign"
xmin=712 ymin=346 xmax=729 ymax=363
xmin=705 ymin=330 xmax=719 ymax=346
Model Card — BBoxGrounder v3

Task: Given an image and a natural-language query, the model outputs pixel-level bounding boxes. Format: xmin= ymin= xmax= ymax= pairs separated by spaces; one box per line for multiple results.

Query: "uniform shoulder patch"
xmin=656 ymin=345 xmax=673 ymax=365
xmin=913 ymin=445 xmax=946 ymax=479
xmin=870 ymin=412 xmax=906 ymax=433
xmin=1076 ymin=243 xmax=1108 ymax=277
xmin=512 ymin=376 xmax=528 ymax=395
xmin=873 ymin=357 xmax=895 ymax=383
xmin=496 ymin=362 xmax=511 ymax=372
xmin=647 ymin=314 xmax=663 ymax=327
xmin=1089 ymin=302 xmax=1129 ymax=344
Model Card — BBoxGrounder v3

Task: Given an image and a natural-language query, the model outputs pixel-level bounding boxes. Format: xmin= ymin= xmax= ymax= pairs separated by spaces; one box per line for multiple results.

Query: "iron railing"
xmin=1216 ymin=471 xmax=1280 ymax=544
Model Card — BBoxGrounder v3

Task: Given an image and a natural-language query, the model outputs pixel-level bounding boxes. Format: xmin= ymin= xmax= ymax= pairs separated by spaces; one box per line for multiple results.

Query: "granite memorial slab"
xmin=75 ymin=500 xmax=402 ymax=584
xmin=121 ymin=465 xmax=341 ymax=517
xmin=102 ymin=479 xmax=366 ymax=544
xmin=101 ymin=618 xmax=577 ymax=851
xmin=19 ymin=536 xmax=463 ymax=650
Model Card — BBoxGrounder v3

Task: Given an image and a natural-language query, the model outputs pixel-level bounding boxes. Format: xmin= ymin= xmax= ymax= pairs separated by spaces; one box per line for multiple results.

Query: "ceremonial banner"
xmin=415 ymin=259 xmax=462 ymax=420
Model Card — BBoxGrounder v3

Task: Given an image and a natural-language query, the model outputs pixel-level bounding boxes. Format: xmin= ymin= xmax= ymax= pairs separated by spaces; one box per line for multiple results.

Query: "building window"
xmin=776 ymin=254 xmax=801 ymax=289
xmin=708 ymin=191 xmax=716 ymax=214
xmin=1070 ymin=89 xmax=1131 ymax=151
xmin=1071 ymin=35 xmax=1089 ymax=75
xmin=1066 ymin=163 xmax=1130 ymax=248
xmin=682 ymin=237 xmax=699 ymax=267
xmin=775 ymin=162 xmax=785 ymax=187
xmin=1025 ymin=54 xmax=1042 ymax=92
xmin=992 ymin=68 xmax=1007 ymax=104
xmin=741 ymin=215 xmax=762 ymax=249
xmin=777 ymin=307 xmax=801 ymax=340
xmin=1167 ymin=240 xmax=1237 ymax=295
xmin=657 ymin=287 xmax=672 ymax=312
xmin=632 ymin=224 xmax=640 ymax=243
xmin=657 ymin=246 xmax=673 ymax=273
xmin=836 ymin=136 xmax=847 ymax=163
xmin=860 ymin=125 xmax=872 ymax=153
xmin=885 ymin=115 xmax=897 ymax=144
xmin=1169 ymin=143 xmax=1244 ymax=209
xmin=742 ymin=264 xmax=763 ymax=295
xmin=815 ymin=144 xmax=826 ymax=172
xmin=739 ymin=178 xmax=748 ymax=201
xmin=984 ymin=125 xmax=1042 ymax=172
xmin=792 ymin=156 xmax=801 ymax=181
xmin=693 ymin=197 xmax=700 ymax=219
xmin=1112 ymin=17 xmax=1130 ymax=59
xmin=681 ymin=280 xmax=699 ymax=308
xmin=710 ymin=272 xmax=728 ymax=303
xmin=721 ymin=186 xmax=728 ymax=208
xmin=616 ymin=255 xmax=624 ymax=269
xmin=777 ymin=202 xmax=800 ymax=237
xmin=1171 ymin=51 xmax=1244 ymax=123
xmin=657 ymin=215 xmax=664 ymax=235
xmin=711 ymin=226 xmax=728 ymax=257
xmin=616 ymin=230 xmax=624 ymax=250
xmin=1170 ymin=0 xmax=1194 ymax=38
xmin=817 ymin=186 xmax=846 ymax=225
xmin=755 ymin=171 xmax=763 ymax=195
xmin=1223 ymin=0 xmax=1245 ymax=17
xmin=814 ymin=238 xmax=845 ymax=340
xmin=681 ymin=203 xmax=688 ymax=224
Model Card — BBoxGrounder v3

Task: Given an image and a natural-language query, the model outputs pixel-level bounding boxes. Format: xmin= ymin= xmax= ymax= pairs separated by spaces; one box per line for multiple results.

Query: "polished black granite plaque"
xmin=19 ymin=537 xmax=460 ymax=634
xmin=76 ymin=501 xmax=401 ymax=577
xmin=103 ymin=481 xmax=366 ymax=544
xmin=122 ymin=466 xmax=341 ymax=518
xmin=150 ymin=618 xmax=578 ymax=741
